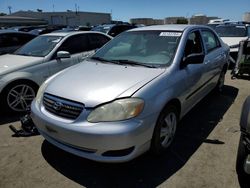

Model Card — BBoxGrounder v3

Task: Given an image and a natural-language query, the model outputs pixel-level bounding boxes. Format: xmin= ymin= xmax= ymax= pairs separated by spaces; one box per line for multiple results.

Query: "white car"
xmin=0 ymin=31 xmax=112 ymax=112
xmin=214 ymin=24 xmax=249 ymax=64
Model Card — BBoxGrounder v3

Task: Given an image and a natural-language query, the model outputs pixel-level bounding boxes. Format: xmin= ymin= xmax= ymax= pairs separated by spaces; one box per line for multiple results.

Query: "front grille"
xmin=43 ymin=93 xmax=84 ymax=120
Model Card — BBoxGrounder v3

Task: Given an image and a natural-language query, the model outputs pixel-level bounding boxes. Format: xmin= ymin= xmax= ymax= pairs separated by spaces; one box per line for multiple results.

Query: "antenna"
xmin=8 ymin=6 xmax=12 ymax=15
xmin=75 ymin=3 xmax=77 ymax=14
xmin=53 ymin=4 xmax=55 ymax=12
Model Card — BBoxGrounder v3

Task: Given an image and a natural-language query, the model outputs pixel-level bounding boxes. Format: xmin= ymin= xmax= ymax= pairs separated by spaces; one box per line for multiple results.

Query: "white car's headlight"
xmin=87 ymin=98 xmax=144 ymax=123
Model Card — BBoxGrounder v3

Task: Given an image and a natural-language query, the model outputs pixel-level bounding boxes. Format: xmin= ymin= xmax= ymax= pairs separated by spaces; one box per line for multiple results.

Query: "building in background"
xmin=130 ymin=18 xmax=164 ymax=26
xmin=189 ymin=14 xmax=219 ymax=25
xmin=10 ymin=10 xmax=111 ymax=26
xmin=0 ymin=16 xmax=47 ymax=27
xmin=243 ymin=12 xmax=250 ymax=22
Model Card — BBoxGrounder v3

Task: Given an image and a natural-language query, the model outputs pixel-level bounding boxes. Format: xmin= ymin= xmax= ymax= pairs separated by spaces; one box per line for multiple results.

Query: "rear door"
xmin=200 ymin=29 xmax=226 ymax=91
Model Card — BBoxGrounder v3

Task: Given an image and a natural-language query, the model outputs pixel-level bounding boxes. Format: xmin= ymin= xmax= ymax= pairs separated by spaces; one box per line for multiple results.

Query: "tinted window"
xmin=201 ymin=30 xmax=220 ymax=52
xmin=88 ymin=33 xmax=110 ymax=50
xmin=0 ymin=33 xmax=33 ymax=47
xmin=184 ymin=31 xmax=203 ymax=56
xmin=215 ymin=25 xmax=247 ymax=37
xmin=58 ymin=34 xmax=90 ymax=54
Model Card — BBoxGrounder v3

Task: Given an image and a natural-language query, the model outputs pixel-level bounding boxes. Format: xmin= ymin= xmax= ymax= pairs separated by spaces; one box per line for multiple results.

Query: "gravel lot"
xmin=0 ymin=71 xmax=249 ymax=188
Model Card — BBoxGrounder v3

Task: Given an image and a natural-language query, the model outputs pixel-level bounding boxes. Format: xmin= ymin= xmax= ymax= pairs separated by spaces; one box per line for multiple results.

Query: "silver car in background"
xmin=31 ymin=25 xmax=229 ymax=162
xmin=0 ymin=31 xmax=111 ymax=112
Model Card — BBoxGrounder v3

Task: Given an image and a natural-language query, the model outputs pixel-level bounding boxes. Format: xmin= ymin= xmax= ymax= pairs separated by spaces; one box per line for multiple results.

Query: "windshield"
xmin=91 ymin=25 xmax=112 ymax=34
xmin=215 ymin=25 xmax=247 ymax=37
xmin=92 ymin=31 xmax=182 ymax=67
xmin=14 ymin=35 xmax=63 ymax=57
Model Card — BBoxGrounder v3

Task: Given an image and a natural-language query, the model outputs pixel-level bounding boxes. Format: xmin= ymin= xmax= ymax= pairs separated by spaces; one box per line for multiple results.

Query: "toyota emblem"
xmin=53 ymin=101 xmax=63 ymax=111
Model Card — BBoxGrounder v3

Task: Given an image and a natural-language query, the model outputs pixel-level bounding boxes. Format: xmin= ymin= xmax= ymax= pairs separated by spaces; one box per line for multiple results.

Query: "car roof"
xmin=0 ymin=29 xmax=37 ymax=35
xmin=130 ymin=24 xmax=205 ymax=32
xmin=42 ymin=31 xmax=112 ymax=38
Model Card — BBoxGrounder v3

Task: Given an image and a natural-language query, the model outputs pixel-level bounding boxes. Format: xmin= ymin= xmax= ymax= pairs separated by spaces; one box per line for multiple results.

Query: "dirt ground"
xmin=0 ymin=71 xmax=249 ymax=188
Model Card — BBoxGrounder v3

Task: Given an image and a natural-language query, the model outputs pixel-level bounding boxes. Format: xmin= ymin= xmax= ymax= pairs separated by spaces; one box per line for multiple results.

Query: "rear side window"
xmin=201 ymin=30 xmax=221 ymax=53
xmin=88 ymin=33 xmax=110 ymax=50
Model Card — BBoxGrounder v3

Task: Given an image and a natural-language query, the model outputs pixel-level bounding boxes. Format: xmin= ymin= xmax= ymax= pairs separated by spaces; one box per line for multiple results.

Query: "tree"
xmin=0 ymin=12 xmax=7 ymax=16
xmin=176 ymin=18 xmax=188 ymax=24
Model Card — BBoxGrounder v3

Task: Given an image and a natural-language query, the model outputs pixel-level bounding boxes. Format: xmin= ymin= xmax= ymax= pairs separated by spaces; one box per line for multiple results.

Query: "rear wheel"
xmin=151 ymin=105 xmax=179 ymax=155
xmin=215 ymin=70 xmax=225 ymax=93
xmin=1 ymin=82 xmax=38 ymax=113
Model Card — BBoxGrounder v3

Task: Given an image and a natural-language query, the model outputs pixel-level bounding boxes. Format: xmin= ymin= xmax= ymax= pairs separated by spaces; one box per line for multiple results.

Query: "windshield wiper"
xmin=90 ymin=57 xmax=120 ymax=65
xmin=115 ymin=59 xmax=157 ymax=68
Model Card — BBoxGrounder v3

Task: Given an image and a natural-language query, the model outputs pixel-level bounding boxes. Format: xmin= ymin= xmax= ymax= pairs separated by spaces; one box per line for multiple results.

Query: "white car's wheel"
xmin=2 ymin=82 xmax=38 ymax=113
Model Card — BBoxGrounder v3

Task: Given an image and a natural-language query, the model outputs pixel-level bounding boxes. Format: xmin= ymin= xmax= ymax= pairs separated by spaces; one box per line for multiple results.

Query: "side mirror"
xmin=181 ymin=53 xmax=205 ymax=68
xmin=57 ymin=51 xmax=70 ymax=59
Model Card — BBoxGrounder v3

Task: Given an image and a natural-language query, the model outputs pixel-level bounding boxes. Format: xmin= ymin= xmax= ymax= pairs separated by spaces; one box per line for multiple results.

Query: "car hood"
xmin=220 ymin=37 xmax=248 ymax=47
xmin=46 ymin=61 xmax=165 ymax=107
xmin=0 ymin=54 xmax=44 ymax=75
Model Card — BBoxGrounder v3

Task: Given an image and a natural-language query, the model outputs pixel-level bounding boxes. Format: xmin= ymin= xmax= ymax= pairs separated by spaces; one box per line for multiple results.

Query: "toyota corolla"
xmin=31 ymin=25 xmax=229 ymax=162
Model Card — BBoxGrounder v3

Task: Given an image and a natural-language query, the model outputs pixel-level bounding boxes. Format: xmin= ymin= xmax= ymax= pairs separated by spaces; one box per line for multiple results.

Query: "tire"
xmin=236 ymin=134 xmax=250 ymax=188
xmin=215 ymin=70 xmax=225 ymax=93
xmin=1 ymin=81 xmax=38 ymax=113
xmin=151 ymin=105 xmax=179 ymax=155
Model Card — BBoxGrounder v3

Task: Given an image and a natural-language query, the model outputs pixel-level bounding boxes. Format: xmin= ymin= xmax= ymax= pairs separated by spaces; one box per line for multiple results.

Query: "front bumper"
xmin=31 ymin=101 xmax=154 ymax=163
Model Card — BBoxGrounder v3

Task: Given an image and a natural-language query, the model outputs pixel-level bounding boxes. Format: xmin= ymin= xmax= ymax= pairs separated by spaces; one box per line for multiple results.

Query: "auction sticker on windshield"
xmin=159 ymin=32 xmax=182 ymax=37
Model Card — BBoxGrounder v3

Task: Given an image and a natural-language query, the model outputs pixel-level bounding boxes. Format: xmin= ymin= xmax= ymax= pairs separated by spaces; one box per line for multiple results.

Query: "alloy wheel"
xmin=7 ymin=84 xmax=36 ymax=112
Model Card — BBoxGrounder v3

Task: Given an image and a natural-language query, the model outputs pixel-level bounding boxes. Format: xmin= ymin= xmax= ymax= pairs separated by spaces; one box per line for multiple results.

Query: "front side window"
xmin=201 ymin=30 xmax=220 ymax=52
xmin=14 ymin=35 xmax=63 ymax=57
xmin=57 ymin=34 xmax=89 ymax=54
xmin=93 ymin=31 xmax=182 ymax=67
xmin=184 ymin=31 xmax=203 ymax=57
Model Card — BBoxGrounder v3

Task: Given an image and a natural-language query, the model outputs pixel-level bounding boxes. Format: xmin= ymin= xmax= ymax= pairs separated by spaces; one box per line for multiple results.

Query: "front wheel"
xmin=1 ymin=82 xmax=37 ymax=113
xmin=151 ymin=105 xmax=179 ymax=155
xmin=236 ymin=134 xmax=250 ymax=188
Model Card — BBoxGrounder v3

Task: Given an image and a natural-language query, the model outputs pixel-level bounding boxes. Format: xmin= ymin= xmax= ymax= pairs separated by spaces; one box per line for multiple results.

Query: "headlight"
xmin=87 ymin=98 xmax=144 ymax=123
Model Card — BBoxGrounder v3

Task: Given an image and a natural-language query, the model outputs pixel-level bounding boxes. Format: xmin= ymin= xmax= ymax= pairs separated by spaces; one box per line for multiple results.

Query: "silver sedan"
xmin=31 ymin=25 xmax=229 ymax=162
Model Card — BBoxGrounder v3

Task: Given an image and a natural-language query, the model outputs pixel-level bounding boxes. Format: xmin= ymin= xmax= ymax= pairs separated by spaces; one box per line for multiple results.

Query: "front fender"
xmin=240 ymin=96 xmax=250 ymax=134
xmin=0 ymin=71 xmax=40 ymax=93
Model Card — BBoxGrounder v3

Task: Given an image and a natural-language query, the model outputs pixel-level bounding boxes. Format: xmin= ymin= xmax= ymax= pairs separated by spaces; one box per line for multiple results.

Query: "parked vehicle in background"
xmin=0 ymin=30 xmax=36 ymax=55
xmin=31 ymin=25 xmax=229 ymax=163
xmin=236 ymin=96 xmax=250 ymax=188
xmin=214 ymin=24 xmax=249 ymax=64
xmin=8 ymin=25 xmax=48 ymax=32
xmin=29 ymin=25 xmax=67 ymax=35
xmin=76 ymin=26 xmax=92 ymax=31
xmin=0 ymin=31 xmax=112 ymax=112
xmin=91 ymin=24 xmax=136 ymax=37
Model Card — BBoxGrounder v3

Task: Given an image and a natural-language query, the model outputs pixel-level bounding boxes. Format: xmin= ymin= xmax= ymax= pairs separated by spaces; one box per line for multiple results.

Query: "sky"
xmin=0 ymin=0 xmax=249 ymax=22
